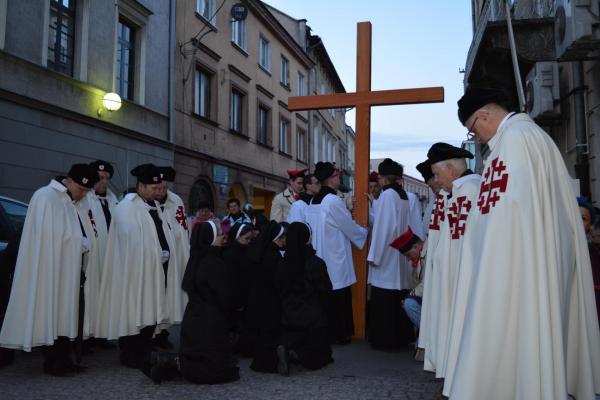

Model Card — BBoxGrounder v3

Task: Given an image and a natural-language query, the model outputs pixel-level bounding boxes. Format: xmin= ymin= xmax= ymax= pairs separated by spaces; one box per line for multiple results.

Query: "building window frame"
xmin=297 ymin=72 xmax=306 ymax=96
xmin=280 ymin=55 xmax=289 ymax=87
xmin=279 ymin=115 xmax=290 ymax=154
xmin=230 ymin=87 xmax=246 ymax=135
xmin=47 ymin=0 xmax=77 ymax=76
xmin=297 ymin=127 xmax=307 ymax=162
xmin=259 ymin=34 xmax=271 ymax=72
xmin=313 ymin=123 xmax=319 ymax=163
xmin=194 ymin=67 xmax=212 ymax=119
xmin=257 ymin=103 xmax=271 ymax=146
xmin=115 ymin=17 xmax=136 ymax=101
xmin=231 ymin=18 xmax=246 ymax=50
xmin=196 ymin=0 xmax=216 ymax=26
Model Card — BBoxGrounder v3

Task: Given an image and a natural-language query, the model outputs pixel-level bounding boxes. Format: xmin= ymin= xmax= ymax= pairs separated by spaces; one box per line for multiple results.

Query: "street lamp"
xmin=98 ymin=92 xmax=122 ymax=116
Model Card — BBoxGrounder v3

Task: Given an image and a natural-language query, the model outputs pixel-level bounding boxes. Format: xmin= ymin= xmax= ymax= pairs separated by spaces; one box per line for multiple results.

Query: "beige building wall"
xmin=174 ymin=0 xmax=313 ymax=216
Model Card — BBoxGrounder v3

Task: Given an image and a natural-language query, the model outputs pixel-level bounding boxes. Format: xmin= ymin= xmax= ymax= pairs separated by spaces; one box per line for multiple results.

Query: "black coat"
xmin=179 ymin=247 xmax=239 ymax=384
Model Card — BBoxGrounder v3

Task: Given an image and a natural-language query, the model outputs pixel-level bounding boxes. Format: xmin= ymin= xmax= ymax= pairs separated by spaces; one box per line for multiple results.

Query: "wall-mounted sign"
xmin=213 ymin=164 xmax=229 ymax=185
xmin=231 ymin=3 xmax=248 ymax=21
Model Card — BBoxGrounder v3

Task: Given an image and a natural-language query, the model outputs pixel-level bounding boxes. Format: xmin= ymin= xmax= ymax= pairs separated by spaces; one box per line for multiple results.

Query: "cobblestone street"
xmin=0 ymin=338 xmax=442 ymax=400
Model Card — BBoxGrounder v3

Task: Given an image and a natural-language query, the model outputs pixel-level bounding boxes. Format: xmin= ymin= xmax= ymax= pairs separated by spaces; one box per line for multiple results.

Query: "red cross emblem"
xmin=448 ymin=196 xmax=472 ymax=239
xmin=428 ymin=193 xmax=446 ymax=231
xmin=175 ymin=206 xmax=188 ymax=230
xmin=477 ymin=157 xmax=509 ymax=215
xmin=88 ymin=209 xmax=98 ymax=237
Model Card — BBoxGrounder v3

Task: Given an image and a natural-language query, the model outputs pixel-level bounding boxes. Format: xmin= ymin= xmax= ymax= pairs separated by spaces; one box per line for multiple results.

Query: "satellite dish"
xmin=231 ymin=3 xmax=248 ymax=21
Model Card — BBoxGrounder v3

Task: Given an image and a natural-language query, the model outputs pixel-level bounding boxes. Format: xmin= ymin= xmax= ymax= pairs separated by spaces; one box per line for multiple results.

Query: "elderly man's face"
xmin=431 ymin=163 xmax=456 ymax=193
xmin=66 ymin=178 xmax=90 ymax=202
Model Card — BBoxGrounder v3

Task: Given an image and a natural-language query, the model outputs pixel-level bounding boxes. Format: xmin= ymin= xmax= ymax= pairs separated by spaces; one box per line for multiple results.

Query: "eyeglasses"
xmin=466 ymin=117 xmax=478 ymax=141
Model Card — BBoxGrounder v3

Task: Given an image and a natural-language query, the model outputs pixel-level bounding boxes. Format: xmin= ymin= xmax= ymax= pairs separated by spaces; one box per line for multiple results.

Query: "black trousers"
xmin=326 ymin=287 xmax=354 ymax=344
xmin=118 ymin=325 xmax=156 ymax=366
xmin=41 ymin=336 xmax=72 ymax=368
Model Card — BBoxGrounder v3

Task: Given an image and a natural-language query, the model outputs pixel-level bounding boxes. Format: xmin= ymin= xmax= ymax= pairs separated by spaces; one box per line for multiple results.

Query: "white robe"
xmin=428 ymin=173 xmax=480 ymax=379
xmin=407 ymin=191 xmax=424 ymax=240
xmin=417 ymin=189 xmax=448 ymax=371
xmin=448 ymin=113 xmax=600 ymax=400
xmin=305 ymin=192 xmax=368 ymax=290
xmin=287 ymin=198 xmax=308 ymax=224
xmin=160 ymin=190 xmax=190 ymax=281
xmin=95 ymin=193 xmax=187 ymax=340
xmin=0 ymin=180 xmax=85 ymax=351
xmin=421 ymin=193 xmax=435 ymax=238
xmin=367 ymin=186 xmax=411 ymax=290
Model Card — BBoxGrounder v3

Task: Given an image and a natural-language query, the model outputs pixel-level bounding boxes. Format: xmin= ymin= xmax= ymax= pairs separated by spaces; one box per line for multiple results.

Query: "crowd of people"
xmin=0 ymin=86 xmax=599 ymax=399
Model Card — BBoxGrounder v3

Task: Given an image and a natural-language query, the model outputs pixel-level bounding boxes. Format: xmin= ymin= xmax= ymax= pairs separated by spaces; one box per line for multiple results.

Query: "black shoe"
xmin=63 ymin=357 xmax=87 ymax=373
xmin=276 ymin=345 xmax=289 ymax=377
xmin=153 ymin=331 xmax=173 ymax=350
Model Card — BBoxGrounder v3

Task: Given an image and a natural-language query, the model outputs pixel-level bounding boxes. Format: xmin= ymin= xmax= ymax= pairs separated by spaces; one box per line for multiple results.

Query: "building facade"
xmin=0 ymin=0 xmax=175 ymax=202
xmin=464 ymin=0 xmax=600 ymax=205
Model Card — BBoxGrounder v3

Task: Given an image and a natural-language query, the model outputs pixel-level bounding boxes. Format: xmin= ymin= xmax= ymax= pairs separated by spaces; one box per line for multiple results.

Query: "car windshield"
xmin=1 ymin=199 xmax=28 ymax=233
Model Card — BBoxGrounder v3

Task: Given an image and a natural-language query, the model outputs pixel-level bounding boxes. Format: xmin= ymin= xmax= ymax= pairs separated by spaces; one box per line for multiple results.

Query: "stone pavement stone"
xmin=0 ymin=339 xmax=442 ymax=400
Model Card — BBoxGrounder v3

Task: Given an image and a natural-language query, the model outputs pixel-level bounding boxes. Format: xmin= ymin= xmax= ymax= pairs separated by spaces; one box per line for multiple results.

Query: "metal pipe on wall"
xmin=572 ymin=60 xmax=590 ymax=199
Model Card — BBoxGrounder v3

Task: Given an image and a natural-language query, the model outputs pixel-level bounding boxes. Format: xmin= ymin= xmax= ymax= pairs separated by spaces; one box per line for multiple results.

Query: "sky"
xmin=263 ymin=0 xmax=474 ymax=178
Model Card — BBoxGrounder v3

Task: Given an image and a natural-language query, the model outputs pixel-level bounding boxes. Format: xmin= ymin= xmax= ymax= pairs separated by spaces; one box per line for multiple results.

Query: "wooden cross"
xmin=288 ymin=22 xmax=444 ymax=338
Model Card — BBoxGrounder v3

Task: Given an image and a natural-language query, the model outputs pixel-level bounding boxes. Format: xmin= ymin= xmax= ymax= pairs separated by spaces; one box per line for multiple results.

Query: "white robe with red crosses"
xmin=429 ymin=173 xmax=480 ymax=380
xmin=417 ymin=189 xmax=448 ymax=372
xmin=447 ymin=113 xmax=600 ymax=400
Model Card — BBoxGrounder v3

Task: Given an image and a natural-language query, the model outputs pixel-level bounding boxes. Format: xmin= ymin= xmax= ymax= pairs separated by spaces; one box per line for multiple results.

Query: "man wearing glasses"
xmin=445 ymin=87 xmax=600 ymax=400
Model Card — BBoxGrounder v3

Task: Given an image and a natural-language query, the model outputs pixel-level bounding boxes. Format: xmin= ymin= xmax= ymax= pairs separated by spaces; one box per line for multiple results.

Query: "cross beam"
xmin=288 ymin=22 xmax=444 ymax=338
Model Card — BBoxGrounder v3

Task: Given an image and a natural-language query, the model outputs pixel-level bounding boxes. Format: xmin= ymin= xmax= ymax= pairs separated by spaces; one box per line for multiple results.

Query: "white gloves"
xmin=82 ymin=237 xmax=91 ymax=254
xmin=160 ymin=250 xmax=170 ymax=264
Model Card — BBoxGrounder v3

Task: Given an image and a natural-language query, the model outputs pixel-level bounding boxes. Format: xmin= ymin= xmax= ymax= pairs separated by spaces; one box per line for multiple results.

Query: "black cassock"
xmin=368 ymin=287 xmax=415 ymax=349
xmin=179 ymin=224 xmax=239 ymax=384
xmin=276 ymin=237 xmax=333 ymax=370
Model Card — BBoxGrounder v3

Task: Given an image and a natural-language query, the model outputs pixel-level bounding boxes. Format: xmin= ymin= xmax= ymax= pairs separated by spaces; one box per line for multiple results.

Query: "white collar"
xmin=49 ymin=179 xmax=67 ymax=193
xmin=488 ymin=112 xmax=516 ymax=151
xmin=452 ymin=173 xmax=480 ymax=190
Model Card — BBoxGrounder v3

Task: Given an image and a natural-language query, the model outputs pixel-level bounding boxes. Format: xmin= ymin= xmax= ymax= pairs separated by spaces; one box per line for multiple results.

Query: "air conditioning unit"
xmin=525 ymin=62 xmax=560 ymax=120
xmin=555 ymin=0 xmax=600 ymax=60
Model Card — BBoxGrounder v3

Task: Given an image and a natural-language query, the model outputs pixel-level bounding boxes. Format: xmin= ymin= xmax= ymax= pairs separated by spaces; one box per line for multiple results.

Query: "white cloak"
xmin=78 ymin=189 xmax=118 ymax=337
xmin=95 ymin=193 xmax=187 ymax=340
xmin=287 ymin=198 xmax=308 ymax=224
xmin=305 ymin=193 xmax=368 ymax=290
xmin=160 ymin=190 xmax=190 ymax=281
xmin=448 ymin=113 xmax=600 ymax=400
xmin=421 ymin=194 xmax=435 ymax=238
xmin=428 ymin=173 xmax=480 ymax=379
xmin=407 ymin=191 xmax=424 ymax=240
xmin=417 ymin=189 xmax=448 ymax=371
xmin=367 ymin=186 xmax=412 ymax=290
xmin=0 ymin=180 xmax=85 ymax=351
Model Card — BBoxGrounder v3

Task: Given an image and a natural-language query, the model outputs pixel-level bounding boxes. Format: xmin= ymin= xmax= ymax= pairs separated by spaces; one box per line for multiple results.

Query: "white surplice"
xmin=448 ymin=113 xmax=600 ymax=400
xmin=417 ymin=189 xmax=448 ymax=371
xmin=367 ymin=186 xmax=411 ymax=290
xmin=287 ymin=198 xmax=308 ymax=224
xmin=95 ymin=193 xmax=187 ymax=340
xmin=407 ymin=191 xmax=424 ymax=240
xmin=0 ymin=180 xmax=85 ymax=351
xmin=160 ymin=190 xmax=190 ymax=281
xmin=304 ymin=192 xmax=368 ymax=290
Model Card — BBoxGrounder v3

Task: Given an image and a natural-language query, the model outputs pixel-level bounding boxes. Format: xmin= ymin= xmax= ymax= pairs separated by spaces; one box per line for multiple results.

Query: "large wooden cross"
xmin=288 ymin=22 xmax=444 ymax=338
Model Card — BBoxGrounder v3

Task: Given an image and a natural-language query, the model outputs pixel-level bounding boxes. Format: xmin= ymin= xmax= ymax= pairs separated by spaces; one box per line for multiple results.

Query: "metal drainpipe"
xmin=167 ymin=0 xmax=176 ymax=146
xmin=572 ymin=60 xmax=590 ymax=199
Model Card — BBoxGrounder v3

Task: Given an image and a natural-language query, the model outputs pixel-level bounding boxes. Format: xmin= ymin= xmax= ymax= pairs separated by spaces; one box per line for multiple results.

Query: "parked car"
xmin=0 ymin=196 xmax=27 ymax=253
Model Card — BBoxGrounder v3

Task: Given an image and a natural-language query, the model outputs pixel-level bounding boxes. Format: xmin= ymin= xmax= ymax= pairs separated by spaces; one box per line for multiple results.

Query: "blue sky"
xmin=264 ymin=0 xmax=473 ymax=178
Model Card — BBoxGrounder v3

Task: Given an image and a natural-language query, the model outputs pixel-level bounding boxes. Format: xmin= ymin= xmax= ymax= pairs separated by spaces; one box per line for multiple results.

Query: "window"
xmin=194 ymin=68 xmax=211 ymax=118
xmin=297 ymin=72 xmax=306 ymax=96
xmin=259 ymin=35 xmax=270 ymax=71
xmin=313 ymin=125 xmax=319 ymax=162
xmin=279 ymin=116 xmax=290 ymax=154
xmin=197 ymin=0 xmax=215 ymax=25
xmin=230 ymin=88 xmax=244 ymax=133
xmin=257 ymin=105 xmax=270 ymax=145
xmin=231 ymin=19 xmax=246 ymax=49
xmin=332 ymin=141 xmax=337 ymax=163
xmin=280 ymin=56 xmax=289 ymax=86
xmin=47 ymin=0 xmax=76 ymax=76
xmin=320 ymin=83 xmax=326 ymax=95
xmin=322 ymin=132 xmax=327 ymax=161
xmin=297 ymin=128 xmax=307 ymax=162
xmin=115 ymin=18 xmax=136 ymax=101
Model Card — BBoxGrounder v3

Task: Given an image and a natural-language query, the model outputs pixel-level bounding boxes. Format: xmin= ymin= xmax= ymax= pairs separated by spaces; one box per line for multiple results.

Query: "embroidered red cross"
xmin=88 ymin=209 xmax=98 ymax=237
xmin=477 ymin=157 xmax=509 ymax=215
xmin=429 ymin=193 xmax=446 ymax=230
xmin=175 ymin=206 xmax=188 ymax=230
xmin=448 ymin=196 xmax=472 ymax=239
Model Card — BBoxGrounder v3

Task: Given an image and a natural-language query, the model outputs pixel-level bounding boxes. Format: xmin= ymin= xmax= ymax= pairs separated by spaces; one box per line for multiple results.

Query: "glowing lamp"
xmin=98 ymin=92 xmax=122 ymax=116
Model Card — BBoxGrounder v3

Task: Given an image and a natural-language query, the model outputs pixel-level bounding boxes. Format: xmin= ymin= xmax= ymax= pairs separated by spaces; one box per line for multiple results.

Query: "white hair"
xmin=433 ymin=158 xmax=467 ymax=174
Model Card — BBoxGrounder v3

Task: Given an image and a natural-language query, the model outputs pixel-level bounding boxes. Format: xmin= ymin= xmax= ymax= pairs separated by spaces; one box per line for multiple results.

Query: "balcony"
xmin=464 ymin=0 xmax=556 ymax=89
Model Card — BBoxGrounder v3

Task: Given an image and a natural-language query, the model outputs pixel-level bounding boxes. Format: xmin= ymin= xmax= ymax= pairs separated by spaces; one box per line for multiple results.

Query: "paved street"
xmin=0 ymin=337 xmax=442 ymax=400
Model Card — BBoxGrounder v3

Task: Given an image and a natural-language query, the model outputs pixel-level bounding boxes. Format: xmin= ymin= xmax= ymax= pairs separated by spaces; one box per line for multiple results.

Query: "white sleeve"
xmin=409 ymin=196 xmax=424 ymax=239
xmin=328 ymin=197 xmax=368 ymax=249
xmin=367 ymin=193 xmax=395 ymax=265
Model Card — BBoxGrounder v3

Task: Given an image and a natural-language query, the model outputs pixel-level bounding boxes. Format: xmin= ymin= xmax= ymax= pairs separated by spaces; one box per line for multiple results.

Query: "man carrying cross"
xmin=446 ymin=87 xmax=600 ymax=399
